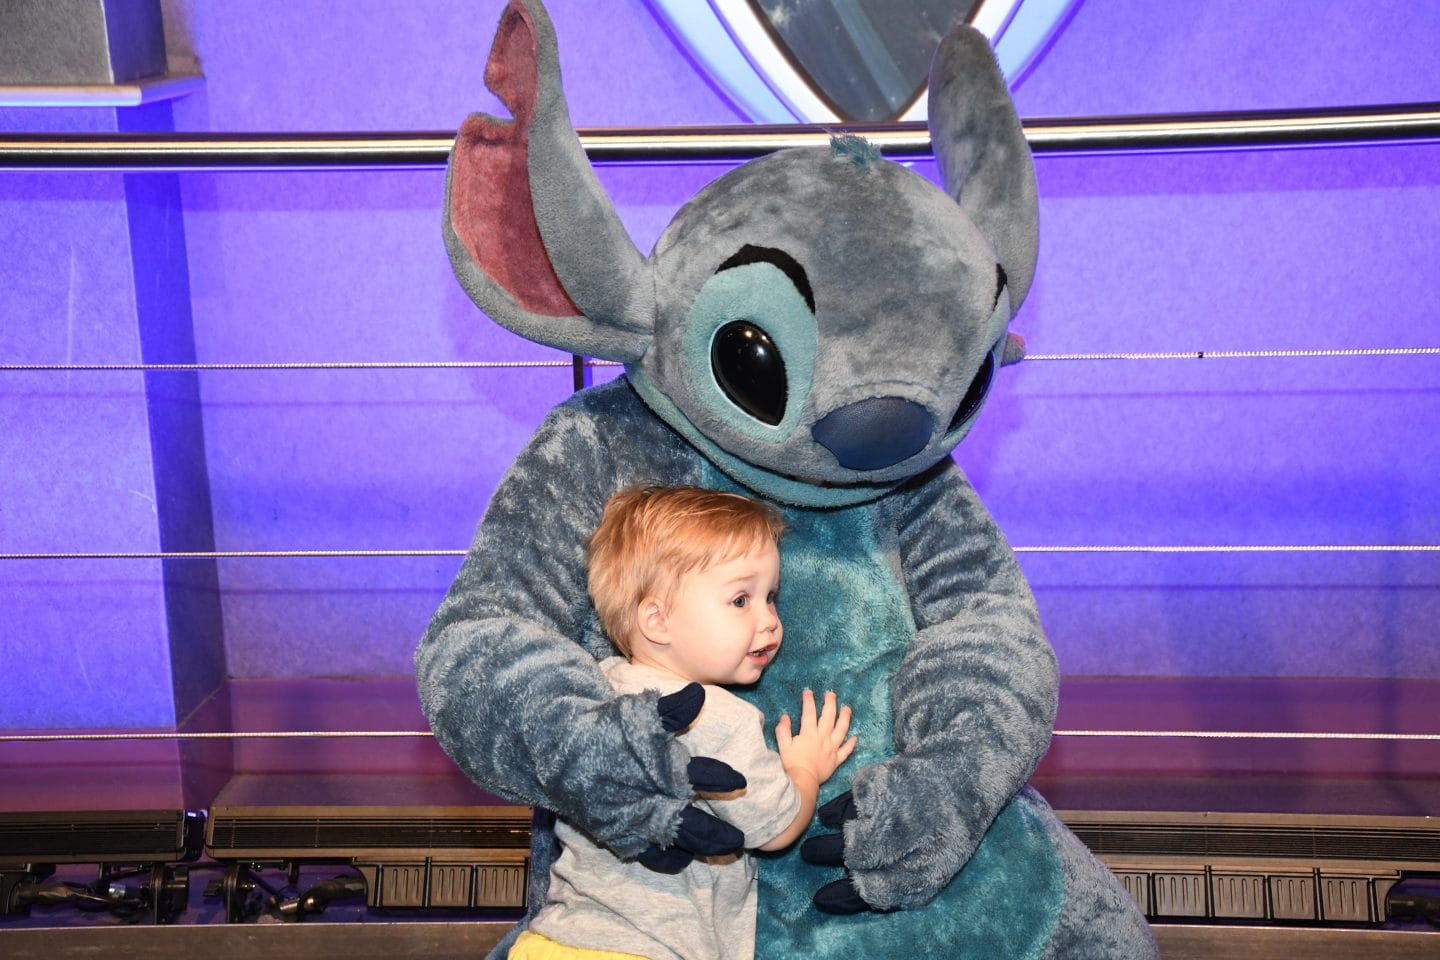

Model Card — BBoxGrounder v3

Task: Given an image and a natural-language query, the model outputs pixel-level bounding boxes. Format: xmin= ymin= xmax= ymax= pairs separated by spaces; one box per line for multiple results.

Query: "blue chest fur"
xmin=698 ymin=461 xmax=1063 ymax=959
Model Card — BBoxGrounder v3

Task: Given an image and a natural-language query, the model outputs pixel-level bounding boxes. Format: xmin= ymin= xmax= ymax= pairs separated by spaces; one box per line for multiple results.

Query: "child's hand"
xmin=775 ymin=690 xmax=857 ymax=786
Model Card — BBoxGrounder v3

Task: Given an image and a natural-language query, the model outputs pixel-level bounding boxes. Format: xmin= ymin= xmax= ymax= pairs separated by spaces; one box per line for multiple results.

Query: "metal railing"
xmin=2 ymin=103 xmax=1438 ymax=171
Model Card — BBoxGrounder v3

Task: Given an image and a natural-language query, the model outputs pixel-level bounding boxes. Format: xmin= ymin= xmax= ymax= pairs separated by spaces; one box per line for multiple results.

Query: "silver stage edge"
xmin=2 ymin=103 xmax=1439 ymax=171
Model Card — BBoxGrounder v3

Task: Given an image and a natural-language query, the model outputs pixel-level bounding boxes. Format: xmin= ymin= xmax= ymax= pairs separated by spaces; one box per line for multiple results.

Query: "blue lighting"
xmin=645 ymin=0 xmax=1082 ymax=122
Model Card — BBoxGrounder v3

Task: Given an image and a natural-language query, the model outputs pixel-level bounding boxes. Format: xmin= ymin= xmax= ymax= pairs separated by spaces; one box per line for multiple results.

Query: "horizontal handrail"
xmin=3 ymin=347 xmax=1437 ymax=372
xmin=2 ymin=103 xmax=1438 ymax=171
xmin=3 ymin=545 xmax=1437 ymax=561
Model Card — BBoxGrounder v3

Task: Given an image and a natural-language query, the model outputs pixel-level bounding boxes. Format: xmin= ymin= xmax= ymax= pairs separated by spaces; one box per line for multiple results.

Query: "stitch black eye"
xmin=712 ymin=321 xmax=787 ymax=426
xmin=947 ymin=349 xmax=996 ymax=433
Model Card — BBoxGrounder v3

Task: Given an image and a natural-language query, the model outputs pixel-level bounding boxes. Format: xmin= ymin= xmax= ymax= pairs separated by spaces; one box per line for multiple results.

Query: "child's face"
xmin=656 ymin=539 xmax=783 ymax=686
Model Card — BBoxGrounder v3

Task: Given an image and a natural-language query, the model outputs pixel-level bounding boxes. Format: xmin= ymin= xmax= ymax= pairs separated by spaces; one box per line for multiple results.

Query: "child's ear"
xmin=636 ymin=597 xmax=671 ymax=646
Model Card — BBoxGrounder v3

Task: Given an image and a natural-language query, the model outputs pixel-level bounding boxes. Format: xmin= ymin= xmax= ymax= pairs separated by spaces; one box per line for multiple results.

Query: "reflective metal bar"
xmin=0 ymin=131 xmax=457 ymax=171
xmin=1 ymin=103 xmax=1437 ymax=171
xmin=4 ymin=347 xmax=1435 ymax=372
xmin=0 ymin=73 xmax=205 ymax=108
xmin=1027 ymin=102 xmax=1440 ymax=155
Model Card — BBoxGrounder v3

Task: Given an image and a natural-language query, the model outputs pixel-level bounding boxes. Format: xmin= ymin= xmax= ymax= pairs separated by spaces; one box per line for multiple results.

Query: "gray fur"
xmin=424 ymin=2 xmax=1155 ymax=956
xmin=441 ymin=0 xmax=651 ymax=361
xmin=520 ymin=2 xmax=653 ymax=336
xmin=1031 ymin=788 xmax=1161 ymax=958
xmin=418 ymin=383 xmax=1154 ymax=957
xmin=418 ymin=384 xmax=703 ymax=854
xmin=928 ymin=25 xmax=1041 ymax=309
xmin=639 ymin=149 xmax=1002 ymax=500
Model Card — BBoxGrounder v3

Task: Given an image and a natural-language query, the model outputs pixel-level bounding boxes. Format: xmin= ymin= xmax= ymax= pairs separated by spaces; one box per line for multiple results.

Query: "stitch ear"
xmin=444 ymin=0 xmax=651 ymax=362
xmin=927 ymin=25 xmax=1040 ymax=312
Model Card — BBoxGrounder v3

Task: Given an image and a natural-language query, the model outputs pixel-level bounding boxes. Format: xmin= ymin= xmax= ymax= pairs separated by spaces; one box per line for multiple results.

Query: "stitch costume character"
xmin=416 ymin=2 xmax=1158 ymax=958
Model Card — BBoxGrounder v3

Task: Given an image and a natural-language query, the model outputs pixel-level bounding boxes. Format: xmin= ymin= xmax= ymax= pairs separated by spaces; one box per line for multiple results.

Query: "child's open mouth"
xmin=747 ymin=644 xmax=777 ymax=664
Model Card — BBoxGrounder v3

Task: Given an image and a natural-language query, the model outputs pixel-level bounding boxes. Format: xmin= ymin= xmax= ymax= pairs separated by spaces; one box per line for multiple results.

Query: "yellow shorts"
xmin=507 ymin=929 xmax=648 ymax=960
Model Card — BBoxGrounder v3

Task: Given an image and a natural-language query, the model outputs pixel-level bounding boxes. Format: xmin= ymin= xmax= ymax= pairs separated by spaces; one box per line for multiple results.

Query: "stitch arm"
xmin=820 ymin=461 xmax=1057 ymax=910
xmin=414 ymin=402 xmax=725 ymax=858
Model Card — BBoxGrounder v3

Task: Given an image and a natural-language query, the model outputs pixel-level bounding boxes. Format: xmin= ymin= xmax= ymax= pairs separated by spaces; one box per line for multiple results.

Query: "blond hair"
xmin=587 ymin=486 xmax=784 ymax=656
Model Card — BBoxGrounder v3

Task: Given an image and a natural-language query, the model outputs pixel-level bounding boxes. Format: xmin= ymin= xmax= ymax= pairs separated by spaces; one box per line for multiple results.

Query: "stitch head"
xmin=444 ymin=0 xmax=1037 ymax=507
xmin=630 ymin=146 xmax=1012 ymax=506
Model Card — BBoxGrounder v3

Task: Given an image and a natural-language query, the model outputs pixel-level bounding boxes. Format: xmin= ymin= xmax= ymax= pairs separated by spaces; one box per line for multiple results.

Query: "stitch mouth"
xmin=779 ymin=469 xmax=883 ymax=489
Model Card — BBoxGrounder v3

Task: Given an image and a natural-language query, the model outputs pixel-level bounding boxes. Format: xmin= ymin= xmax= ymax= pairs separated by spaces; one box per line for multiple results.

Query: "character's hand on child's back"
xmin=776 ymin=690 xmax=857 ymax=786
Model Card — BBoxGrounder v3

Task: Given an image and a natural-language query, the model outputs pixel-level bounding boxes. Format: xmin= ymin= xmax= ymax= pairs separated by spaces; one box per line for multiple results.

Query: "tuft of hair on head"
xmin=585 ymin=485 xmax=784 ymax=658
xmin=829 ymin=133 xmax=884 ymax=171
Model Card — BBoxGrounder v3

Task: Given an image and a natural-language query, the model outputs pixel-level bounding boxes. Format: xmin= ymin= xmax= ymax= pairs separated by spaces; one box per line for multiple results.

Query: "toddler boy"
xmin=511 ymin=485 xmax=856 ymax=960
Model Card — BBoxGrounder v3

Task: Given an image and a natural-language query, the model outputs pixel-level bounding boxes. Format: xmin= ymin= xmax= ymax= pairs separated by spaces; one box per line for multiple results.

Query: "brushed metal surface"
xmin=1153 ymin=924 xmax=1439 ymax=959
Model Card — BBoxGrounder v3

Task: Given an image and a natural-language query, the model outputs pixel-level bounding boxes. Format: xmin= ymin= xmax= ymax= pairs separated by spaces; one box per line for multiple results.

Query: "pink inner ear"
xmin=450 ymin=3 xmax=579 ymax=318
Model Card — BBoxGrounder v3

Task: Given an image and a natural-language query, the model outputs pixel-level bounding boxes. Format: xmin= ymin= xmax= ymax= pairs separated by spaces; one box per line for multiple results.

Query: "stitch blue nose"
xmin=811 ymin=397 xmax=934 ymax=471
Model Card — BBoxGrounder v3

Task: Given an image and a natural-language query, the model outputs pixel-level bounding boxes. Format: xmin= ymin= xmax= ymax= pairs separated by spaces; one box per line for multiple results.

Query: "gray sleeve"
xmin=842 ymin=460 xmax=1058 ymax=909
xmin=687 ymin=691 xmax=801 ymax=849
xmin=413 ymin=402 xmax=693 ymax=858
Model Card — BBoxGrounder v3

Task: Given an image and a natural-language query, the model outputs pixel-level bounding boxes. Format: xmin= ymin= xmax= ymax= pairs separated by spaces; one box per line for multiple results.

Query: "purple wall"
xmin=1 ymin=105 xmax=178 ymax=728
xmin=2 ymin=0 xmax=1437 ymax=730
xmin=1008 ymin=0 xmax=1440 ymax=115
xmin=965 ymin=142 xmax=1440 ymax=676
xmin=165 ymin=0 xmax=743 ymax=681
xmin=987 ymin=0 xmax=1440 ymax=677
